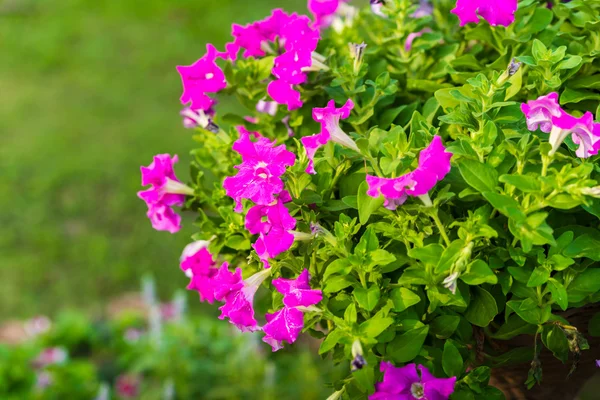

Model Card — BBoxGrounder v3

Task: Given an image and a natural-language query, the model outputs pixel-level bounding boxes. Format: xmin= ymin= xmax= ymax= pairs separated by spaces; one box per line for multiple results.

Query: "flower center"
xmin=255 ymin=162 xmax=270 ymax=180
xmin=411 ymin=382 xmax=424 ymax=399
xmin=205 ymin=72 xmax=214 ymax=80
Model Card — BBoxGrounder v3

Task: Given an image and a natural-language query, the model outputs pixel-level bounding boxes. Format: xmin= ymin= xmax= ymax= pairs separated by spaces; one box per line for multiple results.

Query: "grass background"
xmin=0 ymin=0 xmax=305 ymax=318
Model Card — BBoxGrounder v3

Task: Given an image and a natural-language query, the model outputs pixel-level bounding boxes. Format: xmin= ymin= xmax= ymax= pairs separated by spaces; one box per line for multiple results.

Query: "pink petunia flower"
xmin=177 ymin=44 xmax=227 ymax=110
xmin=180 ymin=107 xmax=219 ymax=133
xmin=24 ymin=316 xmax=51 ymax=338
xmin=115 ymin=375 xmax=140 ymax=399
xmin=301 ymin=99 xmax=359 ymax=174
xmin=262 ymin=269 xmax=322 ymax=351
xmin=272 ymin=269 xmax=323 ymax=308
xmin=413 ymin=0 xmax=433 ymax=18
xmin=370 ymin=362 xmax=456 ymax=400
xmin=267 ymin=80 xmax=304 ymax=110
xmin=451 ymin=0 xmax=518 ymax=27
xmin=256 ymin=100 xmax=279 ymax=116
xmin=138 ymin=154 xmax=193 ymax=233
xmin=272 ymin=49 xmax=313 ymax=85
xmin=245 ymin=192 xmax=296 ymax=267
xmin=550 ymin=112 xmax=600 ymax=158
xmin=521 ymin=92 xmax=564 ymax=134
xmin=180 ymin=241 xmax=218 ymax=303
xmin=213 ymin=263 xmax=272 ymax=332
xmin=33 ymin=347 xmax=68 ymax=369
xmin=224 ymin=127 xmax=296 ymax=212
xmin=308 ymin=0 xmax=351 ymax=29
xmin=366 ymin=136 xmax=453 ymax=209
xmin=262 ymin=306 xmax=305 ymax=351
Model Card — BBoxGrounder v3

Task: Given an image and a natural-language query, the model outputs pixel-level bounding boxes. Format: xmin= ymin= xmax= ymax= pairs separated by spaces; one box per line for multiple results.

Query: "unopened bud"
xmin=349 ymin=42 xmax=367 ymax=75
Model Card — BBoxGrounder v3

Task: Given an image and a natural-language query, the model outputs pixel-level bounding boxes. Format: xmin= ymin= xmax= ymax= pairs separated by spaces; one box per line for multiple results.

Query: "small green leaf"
xmin=429 ymin=315 xmax=460 ymax=339
xmin=542 ymin=325 xmax=569 ymax=363
xmin=323 ymin=259 xmax=352 ymax=281
xmin=354 ymin=285 xmax=381 ymax=312
xmin=225 ymin=234 xmax=251 ymax=250
xmin=506 ymin=298 xmax=551 ymax=325
xmin=461 ymin=260 xmax=498 ymax=285
xmin=360 ymin=316 xmax=394 ymax=339
xmin=458 ymin=159 xmax=498 ymax=193
xmin=324 ymin=275 xmax=355 ymax=294
xmin=319 ymin=329 xmax=346 ymax=354
xmin=490 ymin=314 xmax=536 ymax=340
xmin=443 ymin=340 xmax=464 ymax=378
xmin=499 ymin=174 xmax=542 ymax=193
xmin=390 ymin=288 xmax=421 ymax=312
xmin=387 ymin=325 xmax=429 ymax=363
xmin=564 ymin=233 xmax=600 ymax=261
xmin=527 ymin=267 xmax=550 ymax=287
xmin=566 ymin=268 xmax=600 ymax=303
xmin=357 ymin=181 xmax=385 ymax=224
xmin=408 ymin=244 xmax=444 ymax=265
xmin=547 ymin=278 xmax=568 ymax=311
xmin=436 ymin=240 xmax=466 ymax=274
xmin=464 ymin=287 xmax=498 ymax=327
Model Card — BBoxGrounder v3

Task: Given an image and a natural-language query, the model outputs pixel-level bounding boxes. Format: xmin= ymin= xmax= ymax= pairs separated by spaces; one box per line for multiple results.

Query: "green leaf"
xmin=588 ymin=313 xmax=600 ymax=337
xmin=564 ymin=233 xmax=600 ymax=261
xmin=398 ymin=267 xmax=430 ymax=285
xmin=344 ymin=303 xmax=357 ymax=324
xmin=323 ymin=259 xmax=352 ymax=281
xmin=354 ymin=285 xmax=381 ymax=312
xmin=532 ymin=39 xmax=547 ymax=62
xmin=319 ymin=329 xmax=346 ymax=354
xmin=436 ymin=240 xmax=466 ymax=274
xmin=324 ymin=275 xmax=355 ymax=294
xmin=225 ymin=234 xmax=252 ymax=250
xmin=387 ymin=325 xmax=429 ymax=363
xmin=499 ymin=174 xmax=542 ymax=193
xmin=566 ymin=268 xmax=600 ymax=303
xmin=506 ymin=298 xmax=551 ymax=325
xmin=355 ymin=227 xmax=379 ymax=256
xmin=464 ymin=287 xmax=498 ymax=327
xmin=542 ymin=325 xmax=569 ymax=363
xmin=461 ymin=260 xmax=498 ymax=285
xmin=390 ymin=288 xmax=421 ymax=312
xmin=547 ymin=278 xmax=568 ymax=311
xmin=458 ymin=159 xmax=498 ymax=193
xmin=408 ymin=244 xmax=444 ymax=265
xmin=360 ymin=316 xmax=394 ymax=339
xmin=527 ymin=267 xmax=550 ymax=287
xmin=482 ymin=192 xmax=524 ymax=220
xmin=357 ymin=181 xmax=384 ymax=224
xmin=443 ymin=341 xmax=464 ymax=378
xmin=429 ymin=315 xmax=460 ymax=339
xmin=561 ymin=87 xmax=600 ymax=104
xmin=490 ymin=314 xmax=536 ymax=340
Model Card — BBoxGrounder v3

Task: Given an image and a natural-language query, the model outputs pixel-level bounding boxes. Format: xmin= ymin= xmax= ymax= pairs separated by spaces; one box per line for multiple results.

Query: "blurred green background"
xmin=0 ymin=0 xmax=306 ymax=318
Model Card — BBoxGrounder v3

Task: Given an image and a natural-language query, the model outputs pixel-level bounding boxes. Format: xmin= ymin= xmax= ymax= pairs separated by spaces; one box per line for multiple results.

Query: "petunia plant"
xmin=138 ymin=0 xmax=600 ymax=399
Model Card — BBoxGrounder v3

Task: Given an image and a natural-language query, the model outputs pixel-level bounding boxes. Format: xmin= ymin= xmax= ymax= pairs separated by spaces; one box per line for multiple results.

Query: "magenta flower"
xmin=272 ymin=49 xmax=312 ymax=85
xmin=267 ymin=80 xmax=303 ymax=110
xmin=33 ymin=347 xmax=68 ymax=369
xmin=256 ymin=100 xmax=279 ymax=116
xmin=179 ymin=241 xmax=218 ymax=303
xmin=272 ymin=269 xmax=323 ymax=307
xmin=224 ymin=127 xmax=296 ymax=212
xmin=405 ymin=28 xmax=432 ymax=51
xmin=177 ymin=44 xmax=226 ymax=109
xmin=550 ymin=112 xmax=600 ymax=158
xmin=301 ymin=99 xmax=359 ymax=174
xmin=245 ymin=192 xmax=296 ymax=266
xmin=213 ymin=263 xmax=272 ymax=332
xmin=521 ymin=92 xmax=564 ymax=134
xmin=308 ymin=0 xmax=351 ymax=28
xmin=370 ymin=362 xmax=456 ymax=400
xmin=138 ymin=154 xmax=194 ymax=233
xmin=366 ymin=136 xmax=453 ymax=209
xmin=281 ymin=15 xmax=320 ymax=53
xmin=262 ymin=306 xmax=305 ymax=351
xmin=115 ymin=375 xmax=140 ymax=399
xmin=451 ymin=0 xmax=518 ymax=27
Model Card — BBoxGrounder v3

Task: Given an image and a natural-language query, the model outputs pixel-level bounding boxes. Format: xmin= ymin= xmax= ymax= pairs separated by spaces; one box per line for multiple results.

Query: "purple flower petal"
xmin=262 ymin=306 xmax=305 ymax=351
xmin=272 ymin=269 xmax=323 ymax=308
xmin=451 ymin=0 xmax=518 ymax=27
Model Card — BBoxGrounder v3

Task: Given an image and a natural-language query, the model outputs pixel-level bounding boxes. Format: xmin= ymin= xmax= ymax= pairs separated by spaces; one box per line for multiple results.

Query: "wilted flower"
xmin=177 ymin=44 xmax=226 ymax=110
xmin=180 ymin=107 xmax=219 ymax=133
xmin=213 ymin=264 xmax=272 ymax=332
xmin=370 ymin=0 xmax=387 ymax=18
xmin=302 ymin=99 xmax=359 ymax=174
xmin=180 ymin=241 xmax=218 ymax=303
xmin=349 ymin=42 xmax=367 ymax=75
xmin=224 ymin=127 xmax=296 ymax=212
xmin=508 ymin=58 xmax=522 ymax=76
xmin=443 ymin=272 xmax=460 ymax=294
xmin=370 ymin=362 xmax=456 ymax=400
xmin=451 ymin=0 xmax=518 ymax=27
xmin=366 ymin=136 xmax=453 ymax=209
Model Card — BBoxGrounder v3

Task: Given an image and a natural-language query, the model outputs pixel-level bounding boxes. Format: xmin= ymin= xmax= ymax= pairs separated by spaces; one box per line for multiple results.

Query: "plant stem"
xmin=430 ymin=209 xmax=451 ymax=247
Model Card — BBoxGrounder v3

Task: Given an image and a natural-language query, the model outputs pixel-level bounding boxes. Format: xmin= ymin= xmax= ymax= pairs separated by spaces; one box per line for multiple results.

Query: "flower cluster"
xmin=224 ymin=127 xmax=298 ymax=266
xmin=263 ymin=269 xmax=323 ymax=351
xmin=366 ymin=136 xmax=453 ymax=209
xmin=138 ymin=154 xmax=194 ymax=233
xmin=179 ymin=240 xmax=321 ymax=350
xmin=370 ymin=362 xmax=456 ymax=400
xmin=451 ymin=0 xmax=518 ymax=27
xmin=521 ymin=92 xmax=600 ymax=158
xmin=302 ymin=99 xmax=359 ymax=174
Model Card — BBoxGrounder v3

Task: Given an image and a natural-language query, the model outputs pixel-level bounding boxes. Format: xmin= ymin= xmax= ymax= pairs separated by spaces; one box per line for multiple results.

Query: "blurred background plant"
xmin=0 ymin=0 xmax=304 ymax=316
xmin=0 ymin=278 xmax=345 ymax=399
